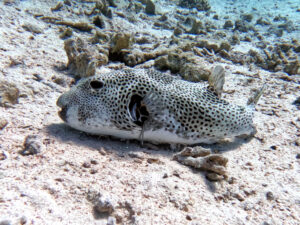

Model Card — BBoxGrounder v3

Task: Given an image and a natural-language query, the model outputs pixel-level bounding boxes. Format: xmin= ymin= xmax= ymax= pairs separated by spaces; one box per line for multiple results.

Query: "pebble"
xmin=91 ymin=193 xmax=116 ymax=214
xmin=107 ymin=216 xmax=116 ymax=225
xmin=0 ymin=150 xmax=9 ymax=160
xmin=20 ymin=135 xmax=44 ymax=156
xmin=0 ymin=118 xmax=8 ymax=130
xmin=82 ymin=162 xmax=91 ymax=168
xmin=145 ymin=0 xmax=155 ymax=15
xmin=0 ymin=220 xmax=11 ymax=225
xmin=186 ymin=214 xmax=192 ymax=220
xmin=266 ymin=191 xmax=275 ymax=201
xmin=22 ymin=22 xmax=43 ymax=34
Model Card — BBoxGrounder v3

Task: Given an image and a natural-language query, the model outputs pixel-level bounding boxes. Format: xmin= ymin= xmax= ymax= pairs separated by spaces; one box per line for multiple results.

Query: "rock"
xmin=230 ymin=34 xmax=240 ymax=45
xmin=256 ymin=17 xmax=271 ymax=26
xmin=220 ymin=41 xmax=231 ymax=52
xmin=188 ymin=19 xmax=204 ymax=34
xmin=178 ymin=0 xmax=211 ymax=11
xmin=107 ymin=216 xmax=117 ymax=225
xmin=19 ymin=216 xmax=27 ymax=225
xmin=173 ymin=27 xmax=183 ymax=36
xmin=180 ymin=63 xmax=210 ymax=82
xmin=20 ymin=135 xmax=44 ymax=156
xmin=0 ymin=220 xmax=12 ymax=225
xmin=234 ymin=20 xmax=249 ymax=32
xmin=241 ymin=14 xmax=253 ymax=22
xmin=145 ymin=0 xmax=155 ymax=15
xmin=110 ymin=32 xmax=133 ymax=55
xmin=223 ymin=20 xmax=233 ymax=29
xmin=56 ymin=21 xmax=93 ymax=32
xmin=293 ymin=97 xmax=300 ymax=109
xmin=278 ymin=21 xmax=295 ymax=33
xmin=0 ymin=80 xmax=20 ymax=107
xmin=173 ymin=146 xmax=228 ymax=180
xmin=92 ymin=15 xmax=105 ymax=29
xmin=90 ymin=193 xmax=116 ymax=214
xmin=284 ymin=60 xmax=300 ymax=75
xmin=93 ymin=0 xmax=113 ymax=18
xmin=268 ymin=25 xmax=283 ymax=37
xmin=0 ymin=118 xmax=8 ymax=130
xmin=213 ymin=14 xmax=218 ymax=20
xmin=64 ymin=37 xmax=108 ymax=78
xmin=51 ymin=2 xmax=63 ymax=11
xmin=0 ymin=150 xmax=9 ymax=161
xmin=59 ymin=27 xmax=73 ymax=39
xmin=22 ymin=22 xmax=43 ymax=34
xmin=266 ymin=191 xmax=275 ymax=200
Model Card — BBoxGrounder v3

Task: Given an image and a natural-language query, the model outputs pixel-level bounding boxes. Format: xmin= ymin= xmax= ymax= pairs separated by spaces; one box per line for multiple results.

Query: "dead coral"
xmin=109 ymin=32 xmax=133 ymax=57
xmin=0 ymin=80 xmax=20 ymax=107
xmin=64 ymin=38 xmax=108 ymax=78
xmin=178 ymin=0 xmax=211 ymax=11
xmin=173 ymin=146 xmax=228 ymax=181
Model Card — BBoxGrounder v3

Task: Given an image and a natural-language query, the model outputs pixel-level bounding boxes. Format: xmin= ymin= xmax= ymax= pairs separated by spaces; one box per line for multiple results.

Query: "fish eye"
xmin=90 ymin=80 xmax=104 ymax=89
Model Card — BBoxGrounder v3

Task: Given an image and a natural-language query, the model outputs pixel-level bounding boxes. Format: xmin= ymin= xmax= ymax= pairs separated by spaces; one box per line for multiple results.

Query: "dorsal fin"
xmin=208 ymin=65 xmax=225 ymax=98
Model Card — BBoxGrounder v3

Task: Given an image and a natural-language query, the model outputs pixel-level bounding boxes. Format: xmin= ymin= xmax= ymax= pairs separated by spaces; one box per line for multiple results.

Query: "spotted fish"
xmin=57 ymin=67 xmax=264 ymax=145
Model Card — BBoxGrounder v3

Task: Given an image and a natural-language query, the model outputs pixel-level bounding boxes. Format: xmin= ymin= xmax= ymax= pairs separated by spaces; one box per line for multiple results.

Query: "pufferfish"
xmin=57 ymin=66 xmax=264 ymax=145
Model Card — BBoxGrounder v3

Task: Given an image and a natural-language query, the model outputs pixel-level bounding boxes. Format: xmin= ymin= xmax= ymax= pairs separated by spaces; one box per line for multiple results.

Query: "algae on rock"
xmin=64 ymin=38 xmax=108 ymax=78
xmin=178 ymin=0 xmax=211 ymax=11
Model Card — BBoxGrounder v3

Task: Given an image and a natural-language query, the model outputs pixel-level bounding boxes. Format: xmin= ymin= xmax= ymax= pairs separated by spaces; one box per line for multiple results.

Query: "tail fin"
xmin=247 ymin=84 xmax=266 ymax=106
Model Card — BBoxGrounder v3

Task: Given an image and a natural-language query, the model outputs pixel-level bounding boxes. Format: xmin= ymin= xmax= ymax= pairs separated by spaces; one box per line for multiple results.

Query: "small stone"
xmin=243 ymin=202 xmax=254 ymax=211
xmin=213 ymin=14 xmax=218 ymax=20
xmin=128 ymin=151 xmax=144 ymax=159
xmin=186 ymin=214 xmax=192 ymax=220
xmin=241 ymin=14 xmax=253 ymax=22
xmin=234 ymin=20 xmax=249 ymax=32
xmin=20 ymin=216 xmax=27 ymax=225
xmin=93 ymin=15 xmax=105 ymax=29
xmin=173 ymin=27 xmax=183 ymax=36
xmin=51 ymin=2 xmax=63 ymax=11
xmin=206 ymin=172 xmax=224 ymax=181
xmin=0 ymin=80 xmax=20 ymax=106
xmin=90 ymin=169 xmax=98 ymax=174
xmin=82 ymin=162 xmax=91 ymax=168
xmin=59 ymin=28 xmax=73 ymax=39
xmin=295 ymin=138 xmax=300 ymax=146
xmin=256 ymin=17 xmax=271 ymax=26
xmin=145 ymin=0 xmax=155 ymax=15
xmin=22 ymin=22 xmax=43 ymax=34
xmin=233 ymin=193 xmax=245 ymax=201
xmin=223 ymin=20 xmax=233 ymax=29
xmin=93 ymin=194 xmax=116 ymax=214
xmin=20 ymin=135 xmax=44 ymax=156
xmin=228 ymin=177 xmax=237 ymax=184
xmin=266 ymin=191 xmax=275 ymax=200
xmin=107 ymin=216 xmax=116 ymax=225
xmin=147 ymin=157 xmax=161 ymax=164
xmin=90 ymin=159 xmax=98 ymax=165
xmin=0 ymin=151 xmax=9 ymax=160
xmin=0 ymin=118 xmax=8 ymax=130
xmin=0 ymin=220 xmax=12 ymax=225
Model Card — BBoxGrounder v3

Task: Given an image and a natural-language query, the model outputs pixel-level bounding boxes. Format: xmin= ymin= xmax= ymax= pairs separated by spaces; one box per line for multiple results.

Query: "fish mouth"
xmin=58 ymin=106 xmax=68 ymax=122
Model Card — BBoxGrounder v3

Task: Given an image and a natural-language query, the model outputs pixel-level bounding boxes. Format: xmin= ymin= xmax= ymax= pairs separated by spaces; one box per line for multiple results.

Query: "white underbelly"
xmin=68 ymin=123 xmax=217 ymax=145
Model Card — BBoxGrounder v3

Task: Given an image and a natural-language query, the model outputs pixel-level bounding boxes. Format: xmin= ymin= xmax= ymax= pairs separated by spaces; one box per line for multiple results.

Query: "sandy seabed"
xmin=0 ymin=0 xmax=299 ymax=224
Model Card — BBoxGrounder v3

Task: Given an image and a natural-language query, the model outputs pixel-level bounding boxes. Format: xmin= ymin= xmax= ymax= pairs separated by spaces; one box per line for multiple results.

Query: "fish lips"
xmin=58 ymin=106 xmax=68 ymax=122
xmin=57 ymin=94 xmax=69 ymax=122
